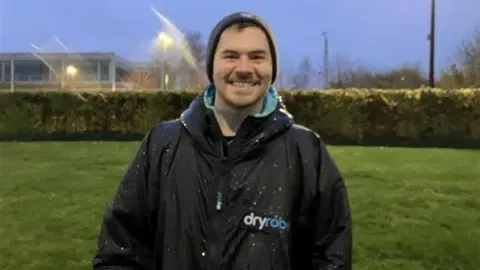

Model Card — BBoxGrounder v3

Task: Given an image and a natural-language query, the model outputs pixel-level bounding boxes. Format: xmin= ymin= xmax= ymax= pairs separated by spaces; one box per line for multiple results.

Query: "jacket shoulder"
xmin=139 ymin=119 xmax=182 ymax=171
xmin=289 ymin=124 xmax=322 ymax=148
xmin=287 ymin=124 xmax=327 ymax=168
xmin=148 ymin=119 xmax=182 ymax=144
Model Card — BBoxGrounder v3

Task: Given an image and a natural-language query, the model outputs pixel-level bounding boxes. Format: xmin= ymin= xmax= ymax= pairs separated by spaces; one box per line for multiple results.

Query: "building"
xmin=0 ymin=52 xmax=135 ymax=91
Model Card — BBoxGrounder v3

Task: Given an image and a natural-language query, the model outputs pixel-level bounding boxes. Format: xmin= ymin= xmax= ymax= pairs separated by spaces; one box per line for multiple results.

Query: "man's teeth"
xmin=230 ymin=82 xmax=254 ymax=87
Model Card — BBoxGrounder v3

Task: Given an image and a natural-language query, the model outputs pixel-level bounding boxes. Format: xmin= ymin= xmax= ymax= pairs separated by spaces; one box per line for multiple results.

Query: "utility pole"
xmin=322 ymin=31 xmax=329 ymax=88
xmin=428 ymin=0 xmax=436 ymax=88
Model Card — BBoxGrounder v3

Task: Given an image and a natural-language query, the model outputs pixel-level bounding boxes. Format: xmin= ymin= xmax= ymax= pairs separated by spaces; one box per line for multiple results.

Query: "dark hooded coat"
xmin=92 ymin=87 xmax=352 ymax=270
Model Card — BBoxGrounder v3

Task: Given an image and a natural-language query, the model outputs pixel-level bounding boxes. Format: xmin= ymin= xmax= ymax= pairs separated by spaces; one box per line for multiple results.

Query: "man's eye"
xmin=251 ymin=55 xmax=265 ymax=60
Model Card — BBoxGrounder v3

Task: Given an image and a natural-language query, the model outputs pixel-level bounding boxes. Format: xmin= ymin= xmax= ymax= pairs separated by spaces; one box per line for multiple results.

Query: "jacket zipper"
xmin=216 ymin=192 xmax=223 ymax=210
xmin=216 ymin=141 xmax=228 ymax=211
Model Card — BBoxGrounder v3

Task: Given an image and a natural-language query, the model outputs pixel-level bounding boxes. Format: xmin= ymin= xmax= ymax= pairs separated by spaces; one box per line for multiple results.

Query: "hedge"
xmin=0 ymin=88 xmax=479 ymax=148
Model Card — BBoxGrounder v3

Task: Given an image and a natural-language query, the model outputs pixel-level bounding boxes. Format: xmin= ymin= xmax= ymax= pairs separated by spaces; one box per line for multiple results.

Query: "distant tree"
xmin=379 ymin=65 xmax=429 ymax=89
xmin=292 ymin=56 xmax=314 ymax=88
xmin=437 ymin=64 xmax=466 ymax=89
xmin=457 ymin=26 xmax=480 ymax=87
xmin=176 ymin=31 xmax=207 ymax=89
xmin=328 ymin=54 xmax=428 ymax=89
xmin=329 ymin=54 xmax=371 ymax=88
xmin=438 ymin=25 xmax=480 ymax=89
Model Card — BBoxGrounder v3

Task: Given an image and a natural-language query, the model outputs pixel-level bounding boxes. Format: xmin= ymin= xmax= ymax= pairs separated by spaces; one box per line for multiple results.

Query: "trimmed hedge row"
xmin=0 ymin=88 xmax=479 ymax=148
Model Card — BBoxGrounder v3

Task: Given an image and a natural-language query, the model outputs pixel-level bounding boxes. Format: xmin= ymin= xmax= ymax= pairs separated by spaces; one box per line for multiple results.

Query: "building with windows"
xmin=0 ymin=52 xmax=135 ymax=91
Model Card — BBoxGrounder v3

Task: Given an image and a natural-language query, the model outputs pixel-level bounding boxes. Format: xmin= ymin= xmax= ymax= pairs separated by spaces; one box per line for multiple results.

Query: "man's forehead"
xmin=216 ymin=27 xmax=270 ymax=53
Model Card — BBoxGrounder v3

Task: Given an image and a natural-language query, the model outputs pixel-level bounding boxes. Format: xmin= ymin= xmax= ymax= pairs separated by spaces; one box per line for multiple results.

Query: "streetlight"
xmin=65 ymin=65 xmax=77 ymax=90
xmin=322 ymin=31 xmax=329 ymax=89
xmin=66 ymin=65 xmax=77 ymax=76
xmin=428 ymin=0 xmax=436 ymax=88
xmin=157 ymin=32 xmax=174 ymax=48
xmin=155 ymin=32 xmax=174 ymax=90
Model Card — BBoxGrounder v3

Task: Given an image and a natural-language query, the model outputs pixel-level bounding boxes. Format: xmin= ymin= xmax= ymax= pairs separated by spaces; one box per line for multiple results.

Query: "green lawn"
xmin=0 ymin=142 xmax=479 ymax=270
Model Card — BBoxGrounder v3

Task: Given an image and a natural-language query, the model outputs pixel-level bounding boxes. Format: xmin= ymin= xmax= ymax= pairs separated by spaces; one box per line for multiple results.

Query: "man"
xmin=93 ymin=12 xmax=352 ymax=270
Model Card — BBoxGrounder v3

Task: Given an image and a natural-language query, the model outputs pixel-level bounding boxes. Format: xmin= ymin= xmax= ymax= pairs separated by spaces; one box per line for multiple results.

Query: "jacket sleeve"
xmin=92 ymin=131 xmax=158 ymax=270
xmin=311 ymin=137 xmax=352 ymax=270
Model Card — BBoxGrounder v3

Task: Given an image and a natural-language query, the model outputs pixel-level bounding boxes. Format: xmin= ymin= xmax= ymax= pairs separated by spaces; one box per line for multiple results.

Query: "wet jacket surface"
xmin=93 ymin=87 xmax=352 ymax=270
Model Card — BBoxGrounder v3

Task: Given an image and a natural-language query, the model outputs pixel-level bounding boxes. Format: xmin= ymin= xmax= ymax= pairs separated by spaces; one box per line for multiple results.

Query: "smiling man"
xmin=93 ymin=12 xmax=352 ymax=270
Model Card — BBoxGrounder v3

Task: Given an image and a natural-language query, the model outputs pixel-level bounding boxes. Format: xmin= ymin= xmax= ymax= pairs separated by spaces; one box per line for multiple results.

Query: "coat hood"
xmin=180 ymin=84 xmax=294 ymax=156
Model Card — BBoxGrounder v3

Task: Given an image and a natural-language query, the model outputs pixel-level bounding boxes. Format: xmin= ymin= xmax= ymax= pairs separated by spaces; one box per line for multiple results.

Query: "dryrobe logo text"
xmin=243 ymin=212 xmax=289 ymax=232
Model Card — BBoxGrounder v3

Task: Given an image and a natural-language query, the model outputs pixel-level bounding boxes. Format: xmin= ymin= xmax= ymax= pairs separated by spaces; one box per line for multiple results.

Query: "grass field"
xmin=0 ymin=142 xmax=479 ymax=270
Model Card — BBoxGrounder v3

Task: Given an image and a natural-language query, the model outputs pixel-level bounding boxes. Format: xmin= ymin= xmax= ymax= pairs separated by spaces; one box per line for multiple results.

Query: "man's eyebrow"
xmin=220 ymin=49 xmax=268 ymax=54
xmin=249 ymin=50 xmax=268 ymax=55
xmin=220 ymin=49 xmax=238 ymax=54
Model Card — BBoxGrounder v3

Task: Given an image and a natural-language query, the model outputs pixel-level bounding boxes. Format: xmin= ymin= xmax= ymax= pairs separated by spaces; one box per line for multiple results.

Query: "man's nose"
xmin=235 ymin=57 xmax=253 ymax=73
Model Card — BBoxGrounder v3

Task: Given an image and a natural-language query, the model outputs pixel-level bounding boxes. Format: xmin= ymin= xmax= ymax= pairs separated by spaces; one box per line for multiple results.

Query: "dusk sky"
xmin=1 ymin=0 xmax=479 ymax=75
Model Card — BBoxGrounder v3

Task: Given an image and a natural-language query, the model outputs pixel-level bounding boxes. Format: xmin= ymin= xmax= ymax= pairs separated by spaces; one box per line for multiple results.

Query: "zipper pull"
xmin=216 ymin=192 xmax=223 ymax=210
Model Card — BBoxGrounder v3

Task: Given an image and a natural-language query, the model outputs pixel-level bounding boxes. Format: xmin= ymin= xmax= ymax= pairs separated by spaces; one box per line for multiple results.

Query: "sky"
xmin=1 ymin=0 xmax=479 ymax=75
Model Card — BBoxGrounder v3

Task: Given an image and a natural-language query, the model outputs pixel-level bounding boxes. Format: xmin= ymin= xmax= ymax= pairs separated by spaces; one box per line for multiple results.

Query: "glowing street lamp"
xmin=155 ymin=32 xmax=174 ymax=90
xmin=66 ymin=65 xmax=77 ymax=76
xmin=156 ymin=32 xmax=174 ymax=49
xmin=65 ymin=65 xmax=78 ymax=90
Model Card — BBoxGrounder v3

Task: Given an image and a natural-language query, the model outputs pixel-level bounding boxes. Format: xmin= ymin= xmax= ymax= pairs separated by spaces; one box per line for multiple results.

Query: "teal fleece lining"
xmin=203 ymin=84 xmax=278 ymax=118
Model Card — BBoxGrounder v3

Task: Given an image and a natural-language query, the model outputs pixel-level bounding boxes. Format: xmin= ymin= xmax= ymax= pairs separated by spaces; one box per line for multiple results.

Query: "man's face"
xmin=212 ymin=25 xmax=273 ymax=110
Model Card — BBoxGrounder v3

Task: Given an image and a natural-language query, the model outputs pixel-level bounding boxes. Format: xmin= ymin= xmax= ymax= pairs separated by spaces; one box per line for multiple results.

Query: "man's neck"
xmin=213 ymin=96 xmax=263 ymax=136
